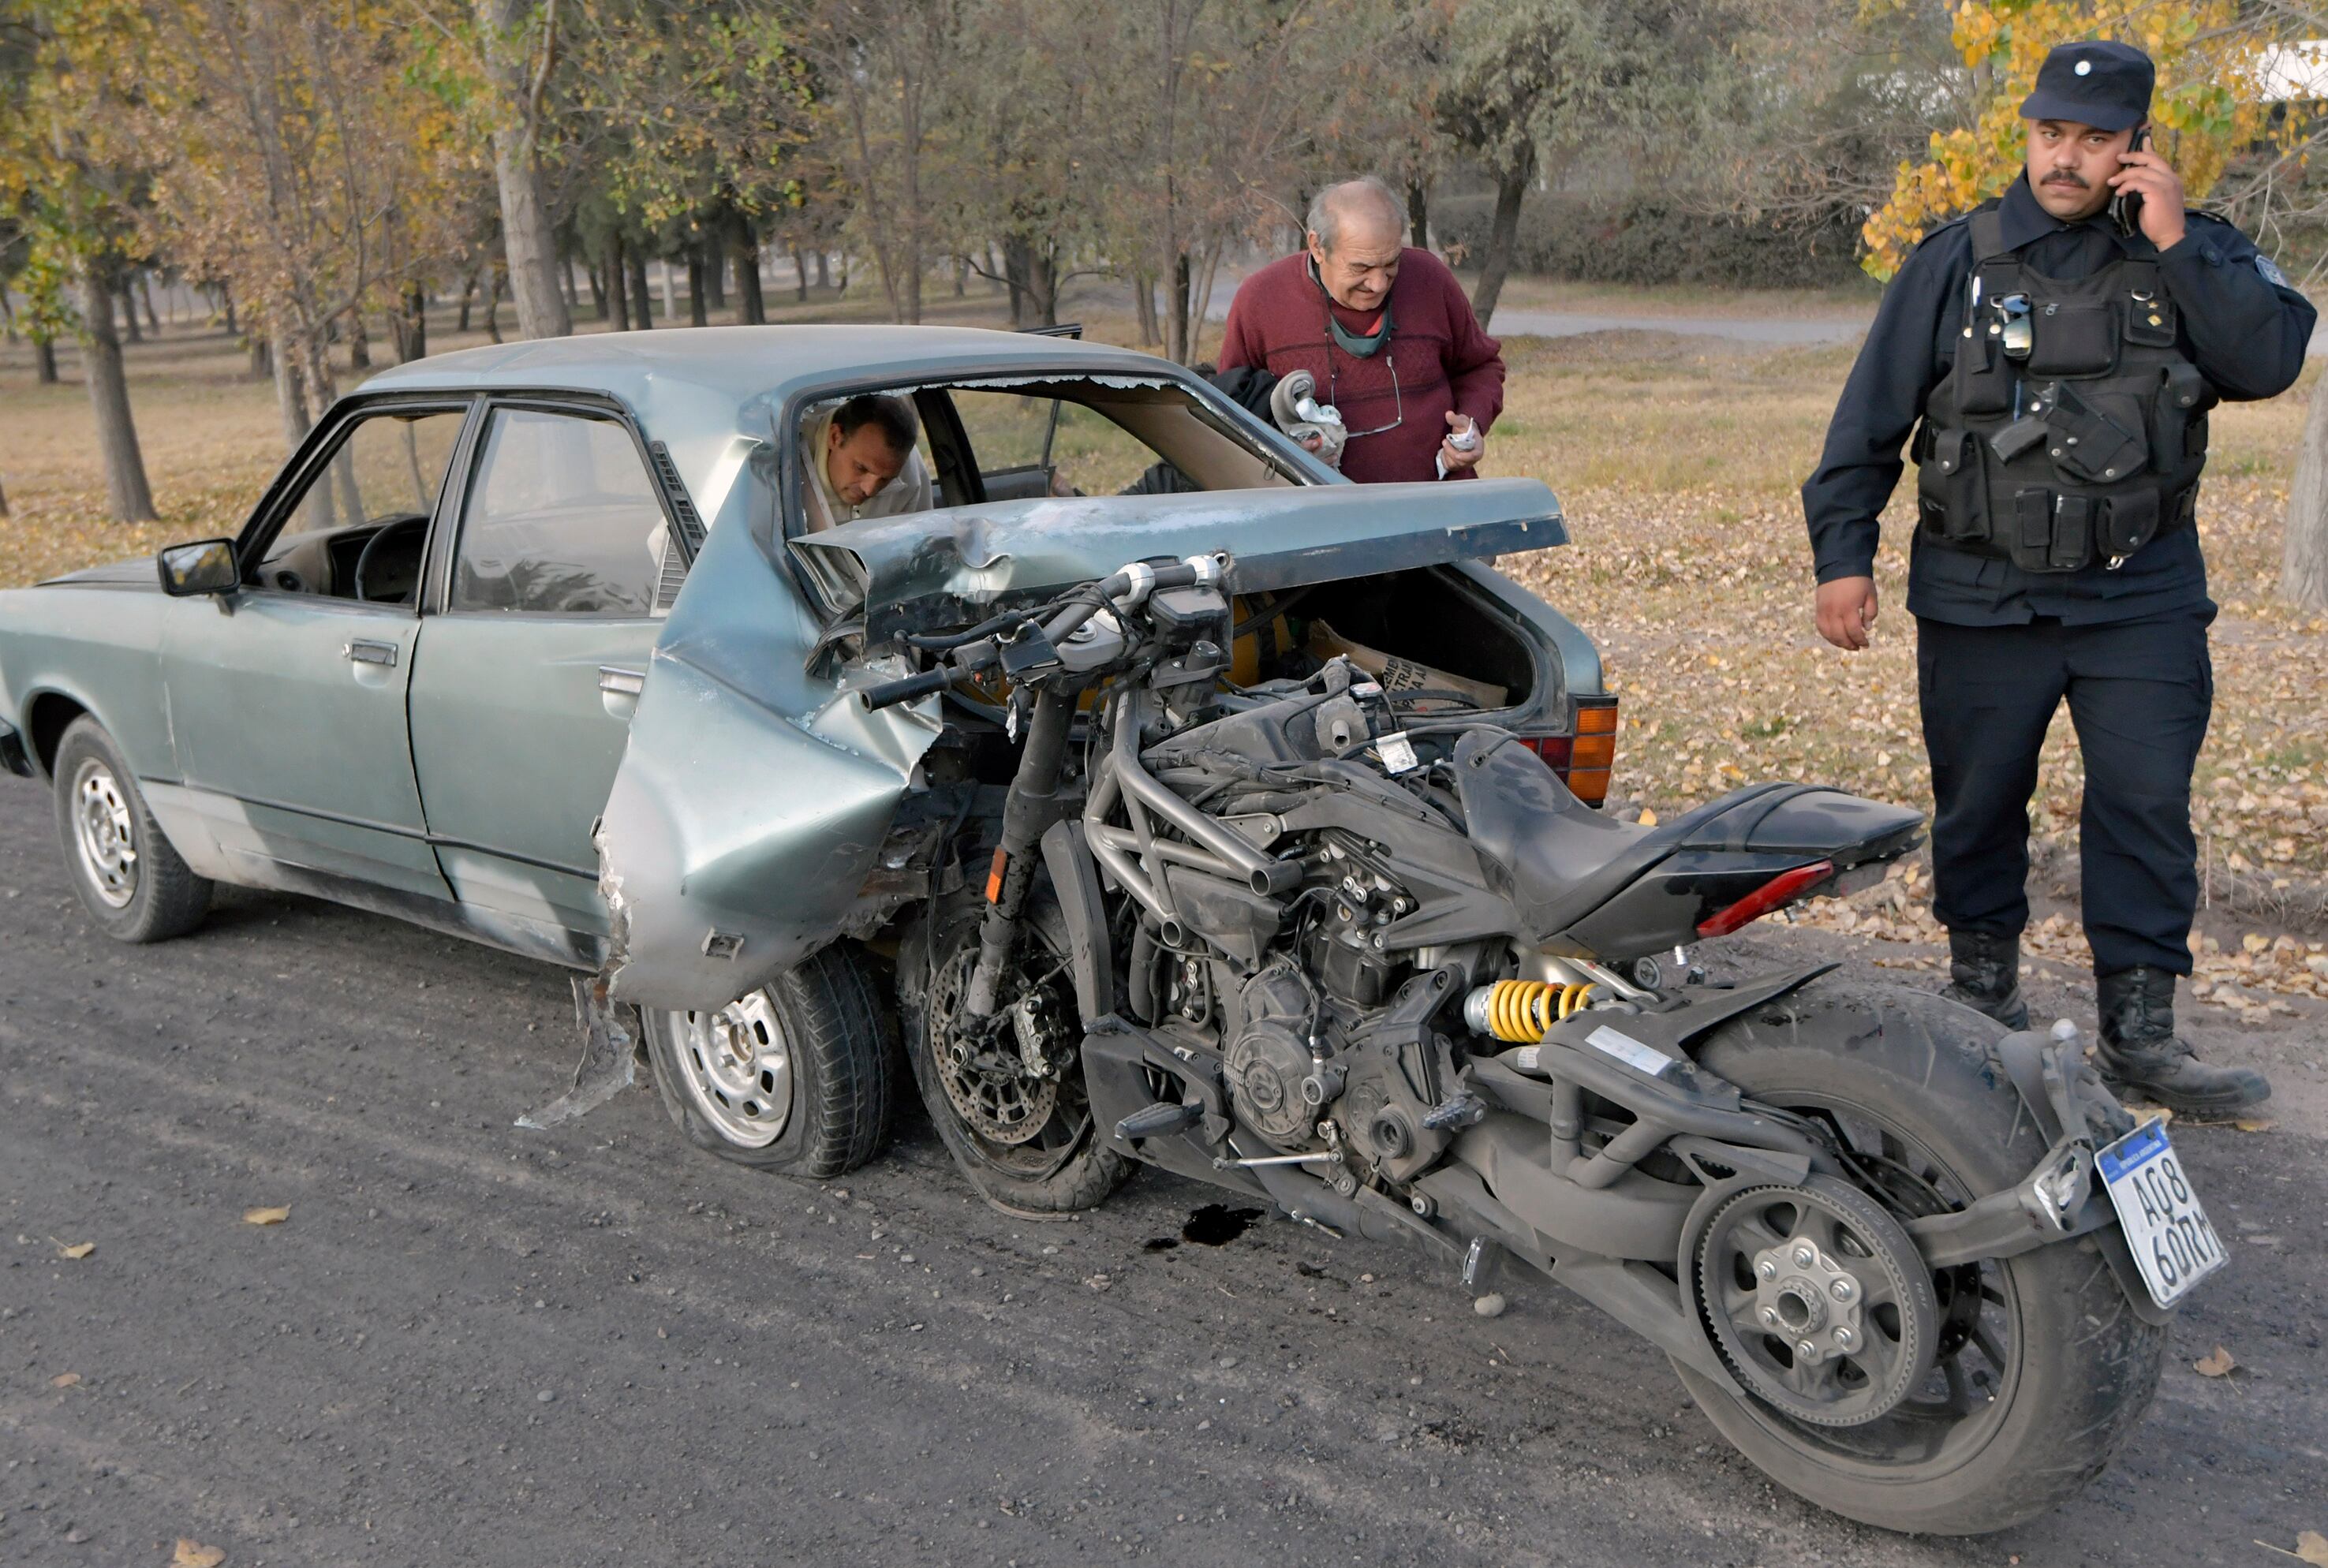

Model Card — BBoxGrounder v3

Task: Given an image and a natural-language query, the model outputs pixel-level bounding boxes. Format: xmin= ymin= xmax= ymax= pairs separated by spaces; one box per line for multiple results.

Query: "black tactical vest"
xmin=1915 ymin=204 xmax=2210 ymax=573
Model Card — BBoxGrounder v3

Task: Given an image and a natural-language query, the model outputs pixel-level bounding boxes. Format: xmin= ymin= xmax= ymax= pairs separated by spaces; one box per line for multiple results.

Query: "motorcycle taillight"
xmin=1520 ymin=696 xmax=1619 ymax=807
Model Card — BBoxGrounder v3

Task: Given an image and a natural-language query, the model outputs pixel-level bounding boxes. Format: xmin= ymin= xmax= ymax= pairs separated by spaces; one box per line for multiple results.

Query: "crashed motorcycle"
xmin=853 ymin=552 xmax=2203 ymax=1536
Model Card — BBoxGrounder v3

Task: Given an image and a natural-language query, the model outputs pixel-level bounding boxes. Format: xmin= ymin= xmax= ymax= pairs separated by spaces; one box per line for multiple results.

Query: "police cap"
xmin=2019 ymin=40 xmax=2154 ymax=132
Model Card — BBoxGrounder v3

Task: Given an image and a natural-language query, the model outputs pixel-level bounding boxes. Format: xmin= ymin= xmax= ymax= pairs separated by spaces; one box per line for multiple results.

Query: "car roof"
xmin=357 ymin=323 xmax=1189 ymax=407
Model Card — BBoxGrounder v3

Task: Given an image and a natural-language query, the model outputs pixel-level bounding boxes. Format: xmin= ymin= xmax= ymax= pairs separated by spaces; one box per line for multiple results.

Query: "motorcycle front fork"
xmin=962 ymin=687 xmax=1074 ymax=1018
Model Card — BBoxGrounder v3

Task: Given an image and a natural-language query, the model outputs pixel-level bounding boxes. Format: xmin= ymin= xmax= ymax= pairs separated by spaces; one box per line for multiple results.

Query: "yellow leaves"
xmin=2293 ymin=1532 xmax=2328 ymax=1566
xmin=1865 ymin=0 xmax=2272 ymax=277
xmin=53 ymin=1238 xmax=95 ymax=1260
xmin=173 ymin=1541 xmax=226 ymax=1568
xmin=2194 ymin=1343 xmax=2237 ymax=1376
xmin=241 ymin=1205 xmax=290 ymax=1226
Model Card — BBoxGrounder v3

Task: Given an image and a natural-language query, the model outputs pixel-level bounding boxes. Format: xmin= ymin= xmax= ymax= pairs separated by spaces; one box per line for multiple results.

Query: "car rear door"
xmin=156 ymin=399 xmax=471 ymax=902
xmin=404 ymin=398 xmax=682 ymax=939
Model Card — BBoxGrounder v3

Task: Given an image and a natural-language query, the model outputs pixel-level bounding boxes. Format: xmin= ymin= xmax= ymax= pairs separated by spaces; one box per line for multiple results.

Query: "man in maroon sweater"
xmin=1219 ymin=177 xmax=1505 ymax=485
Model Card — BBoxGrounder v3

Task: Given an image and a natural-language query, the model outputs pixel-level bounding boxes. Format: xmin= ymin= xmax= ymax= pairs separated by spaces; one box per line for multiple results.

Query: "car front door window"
xmin=450 ymin=409 xmax=670 ymax=615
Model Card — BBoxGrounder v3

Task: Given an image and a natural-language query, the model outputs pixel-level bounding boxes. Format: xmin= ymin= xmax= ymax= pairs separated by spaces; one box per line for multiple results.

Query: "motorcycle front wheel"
xmin=1676 ymin=979 xmax=2165 ymax=1536
xmin=902 ymin=890 xmax=1131 ymax=1217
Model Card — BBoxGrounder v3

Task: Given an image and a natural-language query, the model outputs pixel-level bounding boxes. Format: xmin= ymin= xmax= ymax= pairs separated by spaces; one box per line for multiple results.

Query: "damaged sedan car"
xmin=0 ymin=325 xmax=2210 ymax=1533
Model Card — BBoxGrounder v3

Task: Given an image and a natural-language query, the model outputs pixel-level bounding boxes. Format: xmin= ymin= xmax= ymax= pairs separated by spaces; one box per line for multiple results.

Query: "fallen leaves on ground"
xmin=2257 ymin=1531 xmax=2328 ymax=1565
xmin=172 ymin=1540 xmax=226 ymax=1568
xmin=50 ymin=1372 xmax=81 ymax=1388
xmin=52 ymin=1238 xmax=94 ymax=1260
xmin=2233 ymin=1117 xmax=2276 ymax=1133
xmin=241 ymin=1206 xmax=290 ymax=1226
xmin=2195 ymin=1345 xmax=2237 ymax=1377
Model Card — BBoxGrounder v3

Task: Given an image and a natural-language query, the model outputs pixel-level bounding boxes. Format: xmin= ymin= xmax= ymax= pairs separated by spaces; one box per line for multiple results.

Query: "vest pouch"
xmin=2026 ymin=300 xmax=2118 ymax=376
xmin=2049 ymin=495 xmax=2094 ymax=569
xmin=1952 ymin=327 xmax=2016 ymax=416
xmin=2101 ymin=488 xmax=2161 ymax=561
xmin=2153 ymin=363 xmax=2208 ymax=472
xmin=2047 ymin=383 xmax=2145 ymax=484
xmin=1917 ymin=428 xmax=1986 ymax=543
xmin=2124 ymin=296 xmax=2177 ymax=348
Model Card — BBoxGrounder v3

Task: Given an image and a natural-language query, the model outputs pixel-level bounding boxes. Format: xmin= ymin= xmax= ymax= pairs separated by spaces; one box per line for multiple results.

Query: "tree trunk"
xmin=815 ymin=248 xmax=829 ymax=289
xmin=479 ymin=0 xmax=573 ymax=339
xmin=1469 ymin=148 xmax=1534 ymax=325
xmin=657 ymin=255 xmax=675 ymax=321
xmin=78 ymin=263 xmax=158 ymax=522
xmin=1167 ymin=249 xmax=1193 ymax=364
xmin=397 ymin=282 xmax=428 ymax=361
xmin=686 ymin=246 xmax=708 ymax=326
xmin=1407 ymin=177 xmax=1429 ymax=250
xmin=626 ymin=247 xmax=653 ymax=329
xmin=585 ymin=263 xmax=606 ymax=323
xmin=35 ymin=338 xmax=59 ymax=383
xmin=1133 ymin=271 xmax=1157 ymax=346
xmin=705 ymin=241 xmax=727 ymax=310
xmin=347 ymin=310 xmax=371 ymax=371
xmin=457 ymin=272 xmax=475 ymax=334
xmin=788 ymin=241 xmax=809 ymax=303
xmin=220 ymin=285 xmax=237 ymax=336
xmin=249 ymin=333 xmax=270 ymax=382
xmin=1030 ymin=248 xmax=1057 ymax=328
xmin=270 ymin=312 xmax=310 ymax=454
xmin=734 ymin=223 xmax=766 ymax=325
xmin=118 ymin=283 xmax=141 ymax=343
xmin=1002 ymin=235 xmax=1028 ymax=327
xmin=2285 ymin=374 xmax=2328 ymax=610
xmin=560 ymin=255 xmax=579 ymax=312
xmin=484 ymin=267 xmax=504 ymax=343
xmin=139 ymin=272 xmax=162 ymax=335
xmin=603 ymin=236 xmax=629 ymax=331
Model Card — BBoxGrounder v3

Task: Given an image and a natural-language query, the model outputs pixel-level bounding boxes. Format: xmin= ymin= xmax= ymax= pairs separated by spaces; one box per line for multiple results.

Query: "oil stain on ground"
xmin=1179 ymin=1204 xmax=1264 ymax=1246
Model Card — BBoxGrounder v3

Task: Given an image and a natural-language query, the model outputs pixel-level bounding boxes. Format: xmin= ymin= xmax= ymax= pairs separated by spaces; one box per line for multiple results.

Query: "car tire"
xmin=52 ymin=716 xmax=212 ymax=943
xmin=641 ymin=943 xmax=896 ymax=1178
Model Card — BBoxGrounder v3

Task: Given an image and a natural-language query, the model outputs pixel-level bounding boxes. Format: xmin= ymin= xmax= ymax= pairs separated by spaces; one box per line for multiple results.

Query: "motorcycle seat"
xmin=1451 ymin=730 xmax=1920 ymax=943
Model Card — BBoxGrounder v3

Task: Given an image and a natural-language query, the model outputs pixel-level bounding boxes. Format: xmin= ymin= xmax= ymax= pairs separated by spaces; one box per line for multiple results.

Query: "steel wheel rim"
xmin=670 ymin=991 xmax=791 ymax=1147
xmin=70 ymin=757 xmax=139 ymax=909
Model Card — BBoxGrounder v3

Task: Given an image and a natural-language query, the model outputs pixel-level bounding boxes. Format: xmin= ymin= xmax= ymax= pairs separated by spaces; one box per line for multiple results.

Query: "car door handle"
xmin=343 ymin=640 xmax=399 ymax=668
xmin=600 ymin=665 xmax=645 ymax=719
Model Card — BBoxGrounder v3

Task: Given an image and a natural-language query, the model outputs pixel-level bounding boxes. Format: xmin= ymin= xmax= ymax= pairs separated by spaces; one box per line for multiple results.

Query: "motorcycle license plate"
xmin=2097 ymin=1119 xmax=2226 ymax=1309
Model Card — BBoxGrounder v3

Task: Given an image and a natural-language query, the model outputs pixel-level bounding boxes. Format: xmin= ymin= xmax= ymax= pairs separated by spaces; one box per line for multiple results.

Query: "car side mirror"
xmin=157 ymin=539 xmax=240 ymax=597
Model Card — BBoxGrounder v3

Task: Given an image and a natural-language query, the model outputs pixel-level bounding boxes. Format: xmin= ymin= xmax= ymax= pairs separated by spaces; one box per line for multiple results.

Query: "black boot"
xmin=1940 ymin=930 xmax=2029 ymax=1029
xmin=2094 ymin=966 xmax=2270 ymax=1118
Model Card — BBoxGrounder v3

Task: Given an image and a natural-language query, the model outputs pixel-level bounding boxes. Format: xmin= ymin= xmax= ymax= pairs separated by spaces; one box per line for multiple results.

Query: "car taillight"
xmin=1696 ymin=859 xmax=1834 ymax=938
xmin=1519 ymin=696 xmax=1619 ymax=808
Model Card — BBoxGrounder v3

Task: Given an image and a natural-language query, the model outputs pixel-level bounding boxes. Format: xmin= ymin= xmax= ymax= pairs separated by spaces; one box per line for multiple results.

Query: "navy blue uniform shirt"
xmin=1802 ymin=175 xmax=2315 ymax=625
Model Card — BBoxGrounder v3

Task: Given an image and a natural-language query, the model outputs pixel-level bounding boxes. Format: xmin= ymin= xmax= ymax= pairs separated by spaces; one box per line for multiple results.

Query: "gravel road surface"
xmin=1 ymin=782 xmax=2319 ymax=1566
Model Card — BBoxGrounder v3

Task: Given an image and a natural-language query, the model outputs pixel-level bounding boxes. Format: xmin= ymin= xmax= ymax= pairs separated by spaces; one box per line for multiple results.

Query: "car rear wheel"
xmin=52 ymin=717 xmax=211 ymax=943
xmin=642 ymin=943 xmax=896 ymax=1178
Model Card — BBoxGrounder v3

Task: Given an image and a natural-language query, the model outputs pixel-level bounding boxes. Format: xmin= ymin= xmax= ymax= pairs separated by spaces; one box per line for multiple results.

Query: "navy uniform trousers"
xmin=1916 ymin=608 xmax=2213 ymax=976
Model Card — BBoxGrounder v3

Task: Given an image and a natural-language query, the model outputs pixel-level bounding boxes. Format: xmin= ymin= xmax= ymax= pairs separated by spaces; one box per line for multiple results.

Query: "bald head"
xmin=1306 ymin=177 xmax=1407 ymax=257
xmin=1306 ymin=177 xmax=1407 ymax=312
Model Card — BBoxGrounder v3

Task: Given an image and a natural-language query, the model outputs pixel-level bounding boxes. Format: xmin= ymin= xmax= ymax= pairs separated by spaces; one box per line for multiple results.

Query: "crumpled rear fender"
xmin=597 ymin=467 xmax=939 ymax=1012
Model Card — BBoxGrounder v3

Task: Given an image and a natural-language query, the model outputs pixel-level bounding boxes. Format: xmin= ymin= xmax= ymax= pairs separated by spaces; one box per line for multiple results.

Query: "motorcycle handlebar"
xmin=857 ymin=667 xmax=955 ymax=711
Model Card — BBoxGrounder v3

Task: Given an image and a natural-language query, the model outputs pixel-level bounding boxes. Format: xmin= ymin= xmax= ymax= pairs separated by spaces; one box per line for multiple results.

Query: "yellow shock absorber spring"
xmin=1477 ymin=979 xmax=1597 ymax=1043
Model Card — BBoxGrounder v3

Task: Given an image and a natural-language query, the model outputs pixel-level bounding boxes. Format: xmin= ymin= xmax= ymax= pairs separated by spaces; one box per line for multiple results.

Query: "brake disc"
xmin=929 ymin=945 xmax=1060 ymax=1147
xmin=1694 ymin=1176 xmax=1941 ymax=1428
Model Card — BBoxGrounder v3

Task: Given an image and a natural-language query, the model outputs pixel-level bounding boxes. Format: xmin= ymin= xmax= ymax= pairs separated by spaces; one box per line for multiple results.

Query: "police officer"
xmin=1802 ymin=40 xmax=2315 ymax=1115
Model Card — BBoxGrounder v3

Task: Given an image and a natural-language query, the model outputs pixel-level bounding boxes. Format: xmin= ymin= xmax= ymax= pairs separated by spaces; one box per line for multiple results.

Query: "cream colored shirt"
xmin=802 ymin=409 xmax=934 ymax=532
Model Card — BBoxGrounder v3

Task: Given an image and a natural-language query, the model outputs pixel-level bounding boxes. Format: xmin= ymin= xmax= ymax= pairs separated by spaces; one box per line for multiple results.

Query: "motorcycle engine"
xmin=1223 ymin=962 xmax=1320 ymax=1148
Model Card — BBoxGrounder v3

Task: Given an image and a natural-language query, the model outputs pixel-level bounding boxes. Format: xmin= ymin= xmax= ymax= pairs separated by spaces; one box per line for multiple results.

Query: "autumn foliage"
xmin=1860 ymin=0 xmax=2277 ymax=278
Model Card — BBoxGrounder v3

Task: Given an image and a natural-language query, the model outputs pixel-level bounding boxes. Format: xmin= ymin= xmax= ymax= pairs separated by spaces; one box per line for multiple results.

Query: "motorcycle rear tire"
xmin=902 ymin=890 xmax=1131 ymax=1218
xmin=1675 ymin=978 xmax=2165 ymax=1536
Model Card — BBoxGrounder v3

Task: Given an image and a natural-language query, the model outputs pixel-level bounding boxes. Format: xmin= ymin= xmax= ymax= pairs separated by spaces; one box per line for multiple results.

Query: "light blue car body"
xmin=0 ymin=326 xmax=1600 ymax=1010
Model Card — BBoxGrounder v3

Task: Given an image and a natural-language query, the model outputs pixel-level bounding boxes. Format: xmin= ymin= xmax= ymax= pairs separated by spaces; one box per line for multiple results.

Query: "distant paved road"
xmin=1 ymin=779 xmax=2320 ymax=1566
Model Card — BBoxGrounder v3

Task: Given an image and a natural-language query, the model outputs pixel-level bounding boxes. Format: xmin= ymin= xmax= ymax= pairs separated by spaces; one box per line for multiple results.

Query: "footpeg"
xmin=1422 ymin=1092 xmax=1487 ymax=1132
xmin=1115 ymin=1100 xmax=1201 ymax=1141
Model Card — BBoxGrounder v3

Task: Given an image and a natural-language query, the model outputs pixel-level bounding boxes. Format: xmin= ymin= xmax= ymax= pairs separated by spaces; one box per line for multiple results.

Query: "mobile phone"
xmin=2111 ymin=127 xmax=2151 ymax=237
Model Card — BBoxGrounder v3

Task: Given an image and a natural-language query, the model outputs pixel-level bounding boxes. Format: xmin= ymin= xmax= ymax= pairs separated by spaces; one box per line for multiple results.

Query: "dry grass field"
xmin=2 ymin=276 xmax=2323 ymax=1011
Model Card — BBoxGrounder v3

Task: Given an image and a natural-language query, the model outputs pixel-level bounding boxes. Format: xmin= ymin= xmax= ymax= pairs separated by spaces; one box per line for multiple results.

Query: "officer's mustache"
xmin=2042 ymin=170 xmax=2090 ymax=189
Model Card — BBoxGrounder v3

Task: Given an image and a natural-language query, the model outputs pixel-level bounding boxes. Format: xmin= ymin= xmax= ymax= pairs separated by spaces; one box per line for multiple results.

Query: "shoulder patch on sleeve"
xmin=2255 ymin=252 xmax=2291 ymax=288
